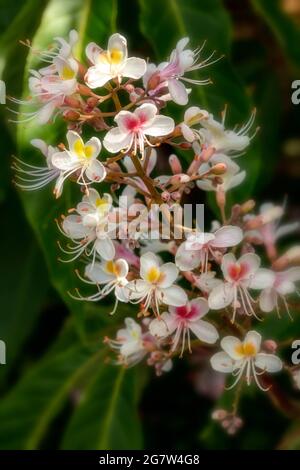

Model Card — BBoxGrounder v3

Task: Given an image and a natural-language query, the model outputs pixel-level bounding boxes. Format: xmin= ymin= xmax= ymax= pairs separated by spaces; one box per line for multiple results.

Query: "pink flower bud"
xmin=212 ymin=409 xmax=227 ymax=421
xmin=147 ymin=72 xmax=161 ymax=90
xmin=161 ymin=191 xmax=171 ymax=202
xmin=263 ymin=339 xmax=278 ymax=353
xmin=211 ymin=163 xmax=227 ymax=175
xmin=201 ymin=146 xmax=215 ymax=162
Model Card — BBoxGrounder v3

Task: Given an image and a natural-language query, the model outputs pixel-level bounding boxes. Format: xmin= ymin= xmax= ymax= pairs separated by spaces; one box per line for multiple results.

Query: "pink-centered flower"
xmin=143 ymin=38 xmax=214 ymax=105
xmin=149 ymin=297 xmax=219 ymax=356
xmin=103 ymin=103 xmax=174 ymax=158
xmin=210 ymin=331 xmax=282 ymax=390
xmin=208 ymin=253 xmax=274 ymax=322
xmin=175 ymin=225 xmax=243 ymax=272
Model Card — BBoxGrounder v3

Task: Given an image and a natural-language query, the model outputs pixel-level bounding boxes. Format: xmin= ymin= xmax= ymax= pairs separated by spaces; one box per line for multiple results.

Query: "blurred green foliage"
xmin=0 ymin=0 xmax=299 ymax=450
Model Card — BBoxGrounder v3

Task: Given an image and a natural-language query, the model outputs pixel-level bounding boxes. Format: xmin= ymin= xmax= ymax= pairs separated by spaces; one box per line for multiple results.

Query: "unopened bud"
xmin=124 ymin=83 xmax=135 ymax=93
xmin=64 ymin=96 xmax=81 ymax=108
xmin=211 ymin=163 xmax=227 ymax=175
xmin=169 ymin=173 xmax=190 ymax=184
xmin=240 ymin=199 xmax=255 ymax=214
xmin=273 ymin=245 xmax=300 ymax=270
xmin=263 ymin=339 xmax=278 ymax=353
xmin=108 ymin=162 xmax=121 ymax=172
xmin=78 ymin=83 xmax=93 ymax=96
xmin=212 ymin=409 xmax=227 ymax=421
xmin=179 ymin=142 xmax=192 ymax=149
xmin=86 ymin=97 xmax=99 ymax=108
xmin=169 ymin=153 xmax=182 ymax=174
xmin=201 ymin=146 xmax=215 ymax=162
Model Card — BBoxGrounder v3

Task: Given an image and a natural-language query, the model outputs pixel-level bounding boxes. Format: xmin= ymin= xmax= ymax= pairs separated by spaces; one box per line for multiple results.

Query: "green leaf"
xmin=15 ymin=0 xmax=118 ymax=335
xmin=62 ymin=366 xmax=143 ymax=450
xmin=0 ymin=318 xmax=106 ymax=450
xmin=139 ymin=0 xmax=262 ymax=202
xmin=0 ymin=309 xmax=144 ymax=450
xmin=0 ymin=190 xmax=49 ymax=385
xmin=251 ymin=0 xmax=300 ymax=72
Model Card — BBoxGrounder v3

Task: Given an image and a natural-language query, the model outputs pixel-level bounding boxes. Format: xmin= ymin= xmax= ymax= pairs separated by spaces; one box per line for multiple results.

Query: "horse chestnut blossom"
xmin=210 ymin=331 xmax=282 ymax=390
xmin=208 ymin=253 xmax=274 ymax=321
xmin=149 ymin=298 xmax=219 ymax=356
xmin=13 ymin=29 xmax=300 ymax=432
xmin=85 ymin=33 xmax=146 ymax=88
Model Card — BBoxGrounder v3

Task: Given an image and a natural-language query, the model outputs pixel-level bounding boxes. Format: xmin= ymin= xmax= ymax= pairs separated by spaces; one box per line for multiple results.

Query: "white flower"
xmin=107 ymin=318 xmax=147 ymax=366
xmin=198 ymin=110 xmax=255 ymax=156
xmin=127 ymin=252 xmax=187 ymax=314
xmin=208 ymin=253 xmax=274 ymax=322
xmin=194 ymin=271 xmax=223 ymax=294
xmin=74 ymin=259 xmax=130 ymax=314
xmin=85 ymin=33 xmax=146 ymax=88
xmin=144 ymin=38 xmax=213 ymax=105
xmin=175 ymin=225 xmax=243 ymax=272
xmin=103 ymin=103 xmax=174 ymax=158
xmin=59 ymin=189 xmax=115 ymax=262
xmin=196 ymin=154 xmax=246 ymax=192
xmin=259 ymin=267 xmax=300 ymax=317
xmin=149 ymin=297 xmax=219 ymax=356
xmin=13 ymin=139 xmax=61 ymax=193
xmin=210 ymin=331 xmax=282 ymax=390
xmin=51 ymin=131 xmax=106 ymax=197
xmin=12 ymin=31 xmax=79 ymax=124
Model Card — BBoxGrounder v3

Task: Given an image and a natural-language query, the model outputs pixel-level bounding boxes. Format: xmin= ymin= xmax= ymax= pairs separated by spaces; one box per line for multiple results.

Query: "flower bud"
xmin=169 ymin=173 xmax=190 ymax=184
xmin=161 ymin=191 xmax=171 ymax=202
xmin=147 ymin=72 xmax=161 ymax=90
xmin=211 ymin=163 xmax=227 ymax=175
xmin=169 ymin=153 xmax=182 ymax=174
xmin=240 ymin=199 xmax=255 ymax=214
xmin=272 ymin=245 xmax=300 ymax=270
xmin=63 ymin=110 xmax=80 ymax=121
xmin=201 ymin=146 xmax=215 ymax=162
xmin=212 ymin=409 xmax=227 ymax=421
xmin=263 ymin=339 xmax=278 ymax=353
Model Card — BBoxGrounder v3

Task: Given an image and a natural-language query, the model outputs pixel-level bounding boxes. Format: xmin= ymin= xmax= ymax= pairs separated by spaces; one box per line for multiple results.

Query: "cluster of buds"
xmin=12 ymin=31 xmax=300 ymax=430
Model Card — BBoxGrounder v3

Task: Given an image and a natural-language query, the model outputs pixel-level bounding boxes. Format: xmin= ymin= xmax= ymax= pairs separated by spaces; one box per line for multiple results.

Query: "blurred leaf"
xmin=16 ymin=0 xmax=118 ymax=335
xmin=139 ymin=0 xmax=262 ymax=202
xmin=251 ymin=0 xmax=300 ymax=72
xmin=62 ymin=366 xmax=143 ymax=450
xmin=278 ymin=421 xmax=300 ymax=449
xmin=0 ymin=308 xmax=144 ymax=450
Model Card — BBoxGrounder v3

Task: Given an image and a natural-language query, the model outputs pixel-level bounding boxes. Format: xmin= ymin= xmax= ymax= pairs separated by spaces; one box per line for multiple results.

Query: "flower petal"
xmin=189 ymin=297 xmax=209 ymax=319
xmin=168 ymin=78 xmax=188 ymax=105
xmin=85 ymin=159 xmax=106 ymax=182
xmin=85 ymin=262 xmax=113 ymax=284
xmin=259 ymin=288 xmax=277 ymax=312
xmin=189 ymin=319 xmax=219 ymax=344
xmin=255 ymin=353 xmax=282 ymax=373
xmin=85 ymin=65 xmax=111 ymax=88
xmin=149 ymin=312 xmax=176 ymax=337
xmin=103 ymin=127 xmax=132 ymax=153
xmin=244 ymin=331 xmax=261 ymax=352
xmin=140 ymin=252 xmax=160 ymax=280
xmin=158 ymin=262 xmax=178 ymax=288
xmin=122 ymin=57 xmax=147 ymax=79
xmin=208 ymin=282 xmax=234 ymax=310
xmin=159 ymin=285 xmax=188 ymax=307
xmin=62 ymin=215 xmax=90 ymax=239
xmin=249 ymin=268 xmax=275 ymax=290
xmin=85 ymin=42 xmax=102 ymax=64
xmin=108 ymin=33 xmax=127 ymax=63
xmin=95 ymin=237 xmax=115 ymax=260
xmin=210 ymin=225 xmax=243 ymax=248
xmin=144 ymin=115 xmax=175 ymax=137
xmin=175 ymin=241 xmax=202 ymax=271
xmin=221 ymin=336 xmax=244 ymax=360
xmin=210 ymin=351 xmax=235 ymax=373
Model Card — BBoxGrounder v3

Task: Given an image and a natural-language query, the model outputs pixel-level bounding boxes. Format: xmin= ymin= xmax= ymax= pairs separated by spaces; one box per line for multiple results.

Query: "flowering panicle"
xmin=13 ymin=29 xmax=300 ymax=430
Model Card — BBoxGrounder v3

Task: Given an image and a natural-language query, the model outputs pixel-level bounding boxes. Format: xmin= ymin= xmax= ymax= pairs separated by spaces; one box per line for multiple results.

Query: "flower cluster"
xmin=13 ymin=31 xmax=300 ymax=431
